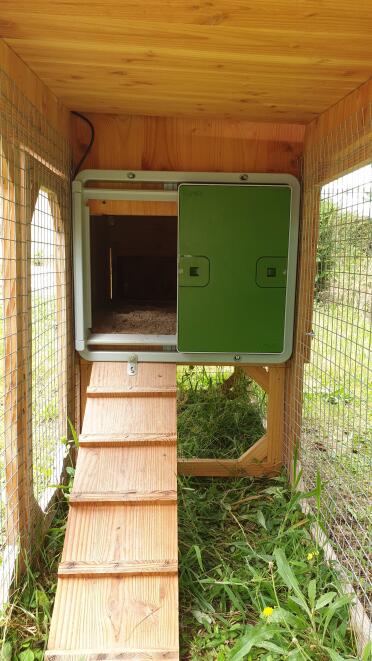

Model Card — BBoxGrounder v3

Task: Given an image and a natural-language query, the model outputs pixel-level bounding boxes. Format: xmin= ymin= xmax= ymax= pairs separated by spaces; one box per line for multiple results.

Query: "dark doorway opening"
xmin=90 ymin=214 xmax=177 ymax=335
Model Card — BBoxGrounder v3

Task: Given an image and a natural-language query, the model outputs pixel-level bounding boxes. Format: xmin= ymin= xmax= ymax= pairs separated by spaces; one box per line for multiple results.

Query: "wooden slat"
xmin=58 ymin=559 xmax=178 ymax=577
xmin=87 ymin=385 xmax=176 ymax=397
xmin=81 ymin=397 xmax=177 ymax=435
xmin=88 ymin=362 xmax=176 ymax=389
xmin=62 ymin=505 xmax=177 ymax=565
xmin=48 ymin=576 xmax=179 ymax=651
xmin=45 ymin=650 xmax=179 ymax=660
xmin=72 ymin=446 xmax=177 ymax=494
xmin=69 ymin=490 xmax=177 ymax=505
xmin=79 ymin=433 xmax=177 ymax=447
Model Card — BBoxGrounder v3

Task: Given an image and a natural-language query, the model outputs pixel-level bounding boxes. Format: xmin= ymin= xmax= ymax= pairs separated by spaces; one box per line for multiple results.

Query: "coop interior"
xmin=0 ymin=2 xmax=371 ymax=660
xmin=90 ymin=213 xmax=178 ymax=338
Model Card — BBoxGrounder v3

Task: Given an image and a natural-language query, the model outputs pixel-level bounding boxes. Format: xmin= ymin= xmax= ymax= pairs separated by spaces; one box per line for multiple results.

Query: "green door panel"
xmin=177 ymin=184 xmax=292 ymax=354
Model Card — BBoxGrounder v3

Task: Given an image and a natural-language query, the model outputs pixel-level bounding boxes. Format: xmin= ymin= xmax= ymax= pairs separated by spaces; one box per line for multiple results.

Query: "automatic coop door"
xmin=73 ymin=170 xmax=299 ymax=363
xmin=177 ymin=183 xmax=297 ymax=357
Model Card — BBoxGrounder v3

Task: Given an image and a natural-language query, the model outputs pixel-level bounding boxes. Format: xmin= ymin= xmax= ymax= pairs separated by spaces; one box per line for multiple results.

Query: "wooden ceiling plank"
xmin=2 ymin=1 xmax=370 ymax=121
xmin=2 ymin=1 xmax=372 ymax=33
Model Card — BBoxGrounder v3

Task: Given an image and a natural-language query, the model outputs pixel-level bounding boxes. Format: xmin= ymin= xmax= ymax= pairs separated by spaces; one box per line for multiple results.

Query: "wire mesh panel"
xmin=31 ymin=189 xmax=69 ymax=509
xmin=285 ymin=105 xmax=372 ymax=640
xmin=0 ymin=70 xmax=73 ymax=608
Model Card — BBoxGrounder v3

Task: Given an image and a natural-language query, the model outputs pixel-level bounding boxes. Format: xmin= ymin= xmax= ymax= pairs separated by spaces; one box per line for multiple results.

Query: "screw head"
xmin=127 ymin=171 xmax=136 ymax=179
xmin=234 ymin=354 xmax=241 ymax=361
xmin=240 ymin=174 xmax=249 ymax=181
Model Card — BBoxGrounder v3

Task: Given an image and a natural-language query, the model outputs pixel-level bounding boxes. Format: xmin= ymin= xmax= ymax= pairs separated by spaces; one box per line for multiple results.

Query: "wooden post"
xmin=284 ymin=158 xmax=320 ymax=475
xmin=3 ymin=148 xmax=20 ymax=547
xmin=16 ymin=151 xmax=42 ymax=551
xmin=266 ymin=365 xmax=285 ymax=466
xmin=2 ymin=146 xmax=40 ymax=555
xmin=50 ymin=192 xmax=68 ymax=444
xmin=80 ymin=359 xmax=93 ymax=425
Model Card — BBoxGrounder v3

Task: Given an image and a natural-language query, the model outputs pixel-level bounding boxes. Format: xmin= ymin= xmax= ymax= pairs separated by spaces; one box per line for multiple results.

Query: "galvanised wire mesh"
xmin=0 ymin=70 xmax=73 ymax=608
xmin=285 ymin=105 xmax=372 ymax=640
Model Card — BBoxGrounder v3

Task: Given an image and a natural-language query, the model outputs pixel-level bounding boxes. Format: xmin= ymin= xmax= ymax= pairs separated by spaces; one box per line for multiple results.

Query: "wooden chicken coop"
xmin=0 ymin=2 xmax=371 ymax=659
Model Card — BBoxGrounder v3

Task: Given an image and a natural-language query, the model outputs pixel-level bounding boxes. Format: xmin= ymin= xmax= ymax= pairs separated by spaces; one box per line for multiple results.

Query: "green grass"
xmin=178 ymin=474 xmax=362 ymax=660
xmin=1 ymin=369 xmax=366 ymax=660
xmin=177 ymin=368 xmax=363 ymax=660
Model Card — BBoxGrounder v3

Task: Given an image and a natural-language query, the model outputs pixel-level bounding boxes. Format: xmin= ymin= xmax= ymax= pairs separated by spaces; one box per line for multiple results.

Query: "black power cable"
xmin=71 ymin=111 xmax=95 ymax=179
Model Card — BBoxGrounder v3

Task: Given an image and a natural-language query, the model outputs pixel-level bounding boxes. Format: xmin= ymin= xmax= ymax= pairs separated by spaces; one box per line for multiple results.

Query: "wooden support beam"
xmin=3 ymin=149 xmax=41 ymax=551
xmin=177 ymin=458 xmax=243 ymax=477
xmin=238 ymin=434 xmax=268 ymax=466
xmin=178 ymin=433 xmax=272 ymax=476
xmin=177 ymin=434 xmax=268 ymax=477
xmin=242 ymin=366 xmax=269 ymax=392
xmin=80 ymin=360 xmax=93 ymax=425
xmin=3 ymin=150 xmax=20 ymax=547
xmin=177 ymin=457 xmax=280 ymax=478
xmin=178 ymin=434 xmax=268 ymax=477
xmin=266 ymin=365 xmax=285 ymax=466
xmin=50 ymin=192 xmax=69 ymax=448
xmin=58 ymin=559 xmax=178 ymax=577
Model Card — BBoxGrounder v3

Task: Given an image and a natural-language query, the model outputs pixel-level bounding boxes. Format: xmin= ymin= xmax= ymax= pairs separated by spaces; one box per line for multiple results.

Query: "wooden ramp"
xmin=46 ymin=363 xmax=179 ymax=661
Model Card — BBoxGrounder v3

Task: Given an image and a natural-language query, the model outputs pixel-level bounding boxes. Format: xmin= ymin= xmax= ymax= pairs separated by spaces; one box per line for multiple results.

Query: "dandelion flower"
xmin=307 ymin=552 xmax=314 ymax=561
xmin=262 ymin=606 xmax=274 ymax=618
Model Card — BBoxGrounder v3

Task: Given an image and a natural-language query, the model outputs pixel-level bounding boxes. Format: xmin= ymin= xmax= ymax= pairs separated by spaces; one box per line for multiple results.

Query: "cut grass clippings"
xmin=0 ymin=367 xmax=367 ymax=660
xmin=177 ymin=366 xmax=266 ymax=459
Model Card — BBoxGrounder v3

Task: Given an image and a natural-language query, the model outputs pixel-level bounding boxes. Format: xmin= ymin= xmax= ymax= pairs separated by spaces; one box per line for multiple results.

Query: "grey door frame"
xmin=73 ymin=169 xmax=300 ymax=364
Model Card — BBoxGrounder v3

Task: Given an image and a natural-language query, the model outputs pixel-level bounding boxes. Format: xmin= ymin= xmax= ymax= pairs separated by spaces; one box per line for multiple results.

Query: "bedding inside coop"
xmin=90 ymin=214 xmax=177 ymax=336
